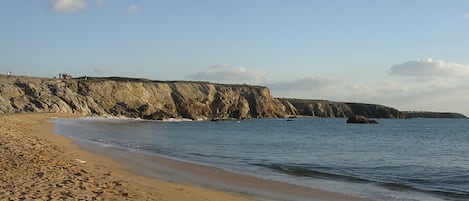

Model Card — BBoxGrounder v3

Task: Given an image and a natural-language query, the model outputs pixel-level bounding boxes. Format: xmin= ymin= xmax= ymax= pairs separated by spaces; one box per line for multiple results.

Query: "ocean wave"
xmin=256 ymin=163 xmax=469 ymax=200
xmin=256 ymin=163 xmax=369 ymax=183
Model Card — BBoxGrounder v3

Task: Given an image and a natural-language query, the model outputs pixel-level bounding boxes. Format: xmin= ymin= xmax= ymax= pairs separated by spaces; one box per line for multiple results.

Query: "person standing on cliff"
xmin=7 ymin=71 xmax=11 ymax=78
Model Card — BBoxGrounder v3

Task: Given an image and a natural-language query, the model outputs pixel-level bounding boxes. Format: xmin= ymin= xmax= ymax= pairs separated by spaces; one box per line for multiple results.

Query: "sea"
xmin=54 ymin=117 xmax=469 ymax=201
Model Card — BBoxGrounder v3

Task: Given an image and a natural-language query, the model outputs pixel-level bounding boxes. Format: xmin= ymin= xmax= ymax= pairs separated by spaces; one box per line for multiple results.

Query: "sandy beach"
xmin=0 ymin=113 xmax=254 ymax=201
xmin=1 ymin=113 xmax=370 ymax=201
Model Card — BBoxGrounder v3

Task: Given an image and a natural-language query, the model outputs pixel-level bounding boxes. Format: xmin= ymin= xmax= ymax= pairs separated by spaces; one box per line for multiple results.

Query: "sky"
xmin=2 ymin=0 xmax=469 ymax=115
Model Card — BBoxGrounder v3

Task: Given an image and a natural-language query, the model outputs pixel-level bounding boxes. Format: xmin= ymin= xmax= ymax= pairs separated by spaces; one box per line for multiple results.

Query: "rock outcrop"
xmin=278 ymin=98 xmax=404 ymax=119
xmin=0 ymin=76 xmax=286 ymax=120
xmin=346 ymin=115 xmax=378 ymax=124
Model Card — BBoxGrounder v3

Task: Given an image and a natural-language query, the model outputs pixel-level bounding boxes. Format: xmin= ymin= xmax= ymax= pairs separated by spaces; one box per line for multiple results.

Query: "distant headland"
xmin=0 ymin=75 xmax=466 ymax=120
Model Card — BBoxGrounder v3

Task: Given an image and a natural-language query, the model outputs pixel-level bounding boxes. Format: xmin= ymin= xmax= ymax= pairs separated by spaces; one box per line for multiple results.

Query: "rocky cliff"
xmin=278 ymin=98 xmax=404 ymax=118
xmin=3 ymin=75 xmax=456 ymax=120
xmin=0 ymin=76 xmax=286 ymax=120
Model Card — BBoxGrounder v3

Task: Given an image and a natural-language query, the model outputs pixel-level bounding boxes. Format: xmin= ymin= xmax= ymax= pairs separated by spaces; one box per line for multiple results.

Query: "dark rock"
xmin=346 ymin=115 xmax=378 ymax=124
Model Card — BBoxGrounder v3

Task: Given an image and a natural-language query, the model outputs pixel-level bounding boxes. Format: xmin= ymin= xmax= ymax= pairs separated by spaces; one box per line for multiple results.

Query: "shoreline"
xmin=1 ymin=113 xmax=370 ymax=201
xmin=0 ymin=113 xmax=254 ymax=201
xmin=74 ymin=139 xmax=371 ymax=201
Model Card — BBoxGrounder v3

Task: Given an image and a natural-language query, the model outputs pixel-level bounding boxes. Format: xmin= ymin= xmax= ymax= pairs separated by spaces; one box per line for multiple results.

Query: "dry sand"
xmin=0 ymin=113 xmax=253 ymax=201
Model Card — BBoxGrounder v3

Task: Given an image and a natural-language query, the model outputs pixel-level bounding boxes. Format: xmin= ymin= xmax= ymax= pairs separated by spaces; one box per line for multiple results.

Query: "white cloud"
xmin=390 ymin=58 xmax=469 ymax=78
xmin=127 ymin=4 xmax=140 ymax=15
xmin=188 ymin=65 xmax=270 ymax=84
xmin=96 ymin=0 xmax=105 ymax=7
xmin=465 ymin=13 xmax=469 ymax=19
xmin=49 ymin=0 xmax=86 ymax=13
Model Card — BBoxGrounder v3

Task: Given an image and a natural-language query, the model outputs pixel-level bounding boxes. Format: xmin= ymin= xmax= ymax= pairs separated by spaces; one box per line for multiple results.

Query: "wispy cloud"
xmin=465 ymin=13 xmax=469 ymax=19
xmin=127 ymin=4 xmax=140 ymax=15
xmin=49 ymin=0 xmax=87 ymax=13
xmin=390 ymin=58 xmax=469 ymax=79
xmin=188 ymin=65 xmax=270 ymax=84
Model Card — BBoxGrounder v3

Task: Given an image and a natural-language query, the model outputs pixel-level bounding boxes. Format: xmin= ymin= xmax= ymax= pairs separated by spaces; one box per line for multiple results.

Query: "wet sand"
xmin=0 ymin=113 xmax=371 ymax=201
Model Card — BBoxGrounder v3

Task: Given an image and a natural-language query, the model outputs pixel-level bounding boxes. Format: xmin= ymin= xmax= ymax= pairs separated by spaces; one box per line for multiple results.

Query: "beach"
xmin=0 ymin=113 xmax=255 ymax=201
xmin=1 ymin=113 xmax=370 ymax=201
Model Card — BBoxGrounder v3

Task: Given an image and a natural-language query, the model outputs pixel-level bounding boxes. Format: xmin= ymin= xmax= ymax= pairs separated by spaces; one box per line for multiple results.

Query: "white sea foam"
xmin=77 ymin=115 xmax=199 ymax=123
xmin=78 ymin=115 xmax=146 ymax=123
xmin=162 ymin=118 xmax=193 ymax=122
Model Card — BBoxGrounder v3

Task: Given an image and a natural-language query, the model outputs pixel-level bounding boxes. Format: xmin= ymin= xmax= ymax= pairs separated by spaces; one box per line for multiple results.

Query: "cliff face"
xmin=0 ymin=76 xmax=287 ymax=120
xmin=278 ymin=99 xmax=352 ymax=117
xmin=3 ymin=76 xmax=457 ymax=120
xmin=278 ymin=98 xmax=404 ymax=118
xmin=345 ymin=103 xmax=404 ymax=118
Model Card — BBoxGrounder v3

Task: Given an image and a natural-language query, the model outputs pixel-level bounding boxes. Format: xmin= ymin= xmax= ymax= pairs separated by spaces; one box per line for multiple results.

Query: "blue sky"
xmin=2 ymin=0 xmax=469 ymax=115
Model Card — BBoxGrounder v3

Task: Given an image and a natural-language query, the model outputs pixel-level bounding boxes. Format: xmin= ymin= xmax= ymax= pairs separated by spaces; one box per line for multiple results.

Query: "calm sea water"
xmin=55 ymin=117 xmax=469 ymax=201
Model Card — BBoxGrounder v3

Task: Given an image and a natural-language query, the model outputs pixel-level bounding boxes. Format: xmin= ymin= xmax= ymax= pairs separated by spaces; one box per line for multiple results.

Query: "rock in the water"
xmin=346 ymin=115 xmax=378 ymax=124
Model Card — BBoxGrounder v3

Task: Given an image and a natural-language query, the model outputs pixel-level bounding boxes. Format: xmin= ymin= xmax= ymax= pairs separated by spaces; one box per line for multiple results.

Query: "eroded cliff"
xmin=0 ymin=76 xmax=286 ymax=120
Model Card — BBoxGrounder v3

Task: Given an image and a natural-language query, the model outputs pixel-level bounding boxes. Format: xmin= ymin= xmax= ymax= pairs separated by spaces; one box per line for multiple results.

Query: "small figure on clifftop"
xmin=7 ymin=71 xmax=11 ymax=78
xmin=61 ymin=73 xmax=72 ymax=79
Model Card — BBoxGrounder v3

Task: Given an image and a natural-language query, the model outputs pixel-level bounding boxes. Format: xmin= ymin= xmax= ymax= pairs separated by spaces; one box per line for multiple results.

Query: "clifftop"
xmin=0 ymin=75 xmax=464 ymax=120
